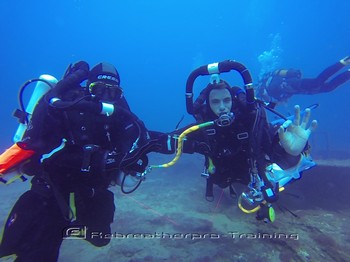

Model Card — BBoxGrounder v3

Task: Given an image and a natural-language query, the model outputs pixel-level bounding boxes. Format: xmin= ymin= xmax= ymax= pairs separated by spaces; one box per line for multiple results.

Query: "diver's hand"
xmin=63 ymin=61 xmax=89 ymax=83
xmin=278 ymin=105 xmax=318 ymax=156
xmin=48 ymin=61 xmax=90 ymax=99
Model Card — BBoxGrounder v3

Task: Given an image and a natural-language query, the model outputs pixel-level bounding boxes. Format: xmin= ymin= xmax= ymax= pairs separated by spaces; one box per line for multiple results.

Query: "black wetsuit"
xmin=260 ymin=61 xmax=350 ymax=102
xmin=0 ymin=90 xmax=154 ymax=261
xmin=153 ymin=102 xmax=300 ymax=199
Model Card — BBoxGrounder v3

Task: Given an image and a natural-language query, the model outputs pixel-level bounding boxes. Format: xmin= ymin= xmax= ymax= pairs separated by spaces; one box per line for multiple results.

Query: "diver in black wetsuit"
xmin=152 ymin=60 xmax=317 ymax=213
xmin=257 ymin=56 xmax=350 ymax=103
xmin=0 ymin=61 xmax=156 ymax=261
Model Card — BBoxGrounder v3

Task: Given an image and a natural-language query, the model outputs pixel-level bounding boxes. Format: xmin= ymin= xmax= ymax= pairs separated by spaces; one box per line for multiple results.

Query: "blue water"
xmin=1 ymin=0 xmax=349 ymax=154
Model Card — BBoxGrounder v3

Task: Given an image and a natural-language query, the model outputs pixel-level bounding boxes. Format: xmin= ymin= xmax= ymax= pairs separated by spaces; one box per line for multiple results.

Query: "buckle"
xmin=237 ymin=132 xmax=249 ymax=140
xmin=206 ymin=129 xmax=216 ymax=135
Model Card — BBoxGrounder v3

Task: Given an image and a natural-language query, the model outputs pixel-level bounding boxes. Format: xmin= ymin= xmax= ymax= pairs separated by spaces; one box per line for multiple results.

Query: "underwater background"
xmin=1 ymin=0 xmax=350 ymax=154
xmin=0 ymin=0 xmax=349 ymax=261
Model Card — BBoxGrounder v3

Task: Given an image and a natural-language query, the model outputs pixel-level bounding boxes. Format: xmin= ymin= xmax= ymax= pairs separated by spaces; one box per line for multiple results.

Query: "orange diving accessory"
xmin=0 ymin=143 xmax=35 ymax=174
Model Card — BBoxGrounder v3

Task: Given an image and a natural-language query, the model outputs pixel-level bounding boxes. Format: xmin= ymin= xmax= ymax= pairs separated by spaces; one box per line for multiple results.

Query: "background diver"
xmin=257 ymin=56 xmax=350 ymax=103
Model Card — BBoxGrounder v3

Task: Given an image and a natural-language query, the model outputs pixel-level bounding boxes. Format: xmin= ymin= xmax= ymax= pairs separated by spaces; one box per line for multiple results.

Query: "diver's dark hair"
xmin=208 ymin=79 xmax=230 ymax=90
xmin=193 ymin=80 xmax=231 ymax=112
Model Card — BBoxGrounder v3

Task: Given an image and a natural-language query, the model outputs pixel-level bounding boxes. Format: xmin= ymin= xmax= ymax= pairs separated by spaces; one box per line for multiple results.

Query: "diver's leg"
xmin=229 ymin=184 xmax=237 ymax=198
xmin=316 ymin=57 xmax=349 ymax=83
xmin=205 ymin=177 xmax=214 ymax=201
xmin=297 ymin=78 xmax=322 ymax=94
xmin=323 ymin=69 xmax=350 ymax=92
xmin=0 ymin=189 xmax=68 ymax=262
xmin=74 ymin=188 xmax=115 ymax=247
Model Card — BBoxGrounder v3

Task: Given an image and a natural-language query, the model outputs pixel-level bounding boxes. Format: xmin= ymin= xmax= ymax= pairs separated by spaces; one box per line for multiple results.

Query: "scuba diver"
xmin=150 ymin=60 xmax=318 ymax=222
xmin=0 ymin=61 xmax=157 ymax=261
xmin=257 ymin=56 xmax=350 ymax=103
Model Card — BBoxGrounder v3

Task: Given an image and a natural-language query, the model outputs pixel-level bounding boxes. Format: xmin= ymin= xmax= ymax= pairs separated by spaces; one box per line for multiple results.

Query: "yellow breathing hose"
xmin=149 ymin=119 xmax=286 ymax=217
xmin=150 ymin=121 xmax=214 ymax=169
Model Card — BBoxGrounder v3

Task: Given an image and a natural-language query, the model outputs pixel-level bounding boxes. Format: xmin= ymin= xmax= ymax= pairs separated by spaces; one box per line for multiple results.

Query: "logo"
xmin=97 ymin=74 xmax=119 ymax=84
xmin=63 ymin=226 xmax=87 ymax=239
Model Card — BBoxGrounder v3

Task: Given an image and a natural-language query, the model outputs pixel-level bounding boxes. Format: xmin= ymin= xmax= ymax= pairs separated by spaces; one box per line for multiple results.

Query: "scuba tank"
xmin=273 ymin=69 xmax=301 ymax=79
xmin=0 ymin=75 xmax=57 ymax=183
xmin=13 ymin=74 xmax=58 ymax=142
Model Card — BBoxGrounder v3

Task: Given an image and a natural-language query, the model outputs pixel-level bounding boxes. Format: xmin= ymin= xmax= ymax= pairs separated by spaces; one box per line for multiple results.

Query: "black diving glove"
xmin=47 ymin=61 xmax=90 ymax=101
xmin=63 ymin=60 xmax=90 ymax=83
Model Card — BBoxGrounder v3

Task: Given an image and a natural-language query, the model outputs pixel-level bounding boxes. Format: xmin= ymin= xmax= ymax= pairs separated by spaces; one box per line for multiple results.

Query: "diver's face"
xmin=209 ymin=89 xmax=232 ymax=116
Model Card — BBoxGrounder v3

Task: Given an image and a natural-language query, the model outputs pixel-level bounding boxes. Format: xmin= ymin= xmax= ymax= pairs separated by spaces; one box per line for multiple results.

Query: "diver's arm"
xmin=22 ymin=99 xmax=65 ymax=153
xmin=1 ymin=62 xmax=88 ymax=177
xmin=148 ymin=126 xmax=209 ymax=155
xmin=0 ymin=99 xmax=68 ymax=176
xmin=270 ymin=140 xmax=302 ymax=169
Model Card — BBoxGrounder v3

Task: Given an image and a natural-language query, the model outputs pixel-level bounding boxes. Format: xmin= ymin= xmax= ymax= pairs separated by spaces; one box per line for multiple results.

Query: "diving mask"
xmin=89 ymin=81 xmax=123 ymax=100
